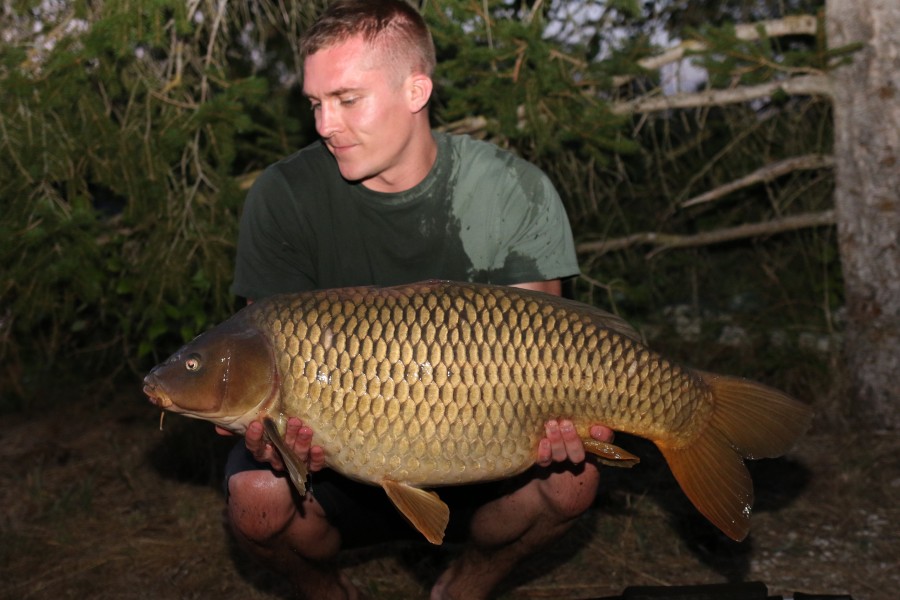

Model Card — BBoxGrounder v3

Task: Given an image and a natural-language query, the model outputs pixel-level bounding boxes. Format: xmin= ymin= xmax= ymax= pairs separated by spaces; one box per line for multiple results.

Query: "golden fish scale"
xmin=255 ymin=284 xmax=709 ymax=486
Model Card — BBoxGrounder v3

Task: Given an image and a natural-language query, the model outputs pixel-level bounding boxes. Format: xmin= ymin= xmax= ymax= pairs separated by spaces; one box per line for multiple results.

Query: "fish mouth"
xmin=142 ymin=379 xmax=173 ymax=409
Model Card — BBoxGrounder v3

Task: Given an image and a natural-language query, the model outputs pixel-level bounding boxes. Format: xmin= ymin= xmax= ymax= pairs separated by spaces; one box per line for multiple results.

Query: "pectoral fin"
xmin=262 ymin=417 xmax=309 ymax=495
xmin=583 ymin=439 xmax=640 ymax=468
xmin=381 ymin=479 xmax=450 ymax=545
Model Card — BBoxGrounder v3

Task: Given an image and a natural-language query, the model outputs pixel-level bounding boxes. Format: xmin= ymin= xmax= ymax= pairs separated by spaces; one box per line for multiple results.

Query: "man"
xmin=223 ymin=1 xmax=613 ymax=598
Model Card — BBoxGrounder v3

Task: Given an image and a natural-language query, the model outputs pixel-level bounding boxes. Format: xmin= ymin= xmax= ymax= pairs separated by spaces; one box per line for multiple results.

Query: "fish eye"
xmin=184 ymin=353 xmax=202 ymax=372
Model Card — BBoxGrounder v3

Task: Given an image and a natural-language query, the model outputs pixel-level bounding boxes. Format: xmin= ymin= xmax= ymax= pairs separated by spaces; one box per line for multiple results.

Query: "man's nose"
xmin=316 ymin=103 xmax=341 ymax=138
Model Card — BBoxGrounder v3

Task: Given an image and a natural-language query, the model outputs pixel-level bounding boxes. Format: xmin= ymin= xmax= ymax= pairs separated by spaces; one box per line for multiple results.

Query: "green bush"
xmin=1 ymin=0 xmax=838 ymax=409
xmin=0 ymin=1 xmax=313 ymax=406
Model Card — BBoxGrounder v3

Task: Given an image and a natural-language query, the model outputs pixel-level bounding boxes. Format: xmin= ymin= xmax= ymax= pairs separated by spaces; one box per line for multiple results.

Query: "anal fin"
xmin=381 ymin=479 xmax=450 ymax=545
xmin=263 ymin=417 xmax=309 ymax=496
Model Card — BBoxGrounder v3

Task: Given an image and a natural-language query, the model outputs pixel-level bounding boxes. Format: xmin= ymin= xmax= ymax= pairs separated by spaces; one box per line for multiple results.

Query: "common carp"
xmin=142 ymin=280 xmax=812 ymax=544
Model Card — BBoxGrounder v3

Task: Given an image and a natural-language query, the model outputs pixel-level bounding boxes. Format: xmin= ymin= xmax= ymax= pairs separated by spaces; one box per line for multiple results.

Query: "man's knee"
xmin=226 ymin=470 xmax=341 ymax=561
xmin=540 ymin=464 xmax=601 ymax=520
xmin=226 ymin=470 xmax=297 ymax=543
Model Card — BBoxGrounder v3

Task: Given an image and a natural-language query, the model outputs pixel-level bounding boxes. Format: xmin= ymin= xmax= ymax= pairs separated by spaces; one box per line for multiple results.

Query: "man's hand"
xmin=536 ymin=419 xmax=613 ymax=467
xmin=217 ymin=418 xmax=326 ymax=472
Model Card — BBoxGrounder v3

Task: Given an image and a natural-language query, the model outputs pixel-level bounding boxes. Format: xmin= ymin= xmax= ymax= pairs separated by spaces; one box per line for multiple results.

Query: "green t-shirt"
xmin=232 ymin=131 xmax=579 ymax=300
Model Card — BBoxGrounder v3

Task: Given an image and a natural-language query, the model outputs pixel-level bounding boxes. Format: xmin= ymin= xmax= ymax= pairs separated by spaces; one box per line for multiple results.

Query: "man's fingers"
xmin=215 ymin=426 xmax=234 ymax=437
xmin=309 ymin=445 xmax=326 ymax=471
xmin=295 ymin=426 xmax=313 ymax=452
xmin=590 ymin=424 xmax=615 ymax=443
xmin=290 ymin=422 xmax=326 ymax=471
xmin=538 ymin=420 xmax=613 ymax=466
xmin=245 ymin=421 xmax=265 ymax=454
xmin=559 ymin=420 xmax=585 ymax=463
xmin=283 ymin=417 xmax=303 ymax=450
xmin=544 ymin=420 xmax=568 ymax=463
xmin=536 ymin=438 xmax=552 ymax=467
xmin=242 ymin=417 xmax=324 ymax=472
xmin=244 ymin=420 xmax=282 ymax=468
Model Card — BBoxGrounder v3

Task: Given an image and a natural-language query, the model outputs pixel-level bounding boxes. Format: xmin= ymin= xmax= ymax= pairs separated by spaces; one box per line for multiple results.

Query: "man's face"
xmin=303 ymin=36 xmax=425 ymax=193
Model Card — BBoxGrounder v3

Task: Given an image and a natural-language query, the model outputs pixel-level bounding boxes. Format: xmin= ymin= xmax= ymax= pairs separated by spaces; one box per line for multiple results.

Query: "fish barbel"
xmin=142 ymin=280 xmax=812 ymax=544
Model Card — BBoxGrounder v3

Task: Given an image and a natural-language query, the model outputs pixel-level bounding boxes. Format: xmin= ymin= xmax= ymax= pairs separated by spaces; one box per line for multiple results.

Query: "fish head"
xmin=142 ymin=314 xmax=278 ymax=433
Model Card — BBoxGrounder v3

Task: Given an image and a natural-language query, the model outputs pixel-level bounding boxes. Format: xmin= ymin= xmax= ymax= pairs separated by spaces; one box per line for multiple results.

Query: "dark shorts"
xmin=223 ymin=442 xmax=524 ymax=547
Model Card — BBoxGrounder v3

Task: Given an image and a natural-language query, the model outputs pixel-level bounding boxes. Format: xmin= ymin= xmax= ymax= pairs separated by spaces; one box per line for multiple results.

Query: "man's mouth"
xmin=327 ymin=141 xmax=356 ymax=154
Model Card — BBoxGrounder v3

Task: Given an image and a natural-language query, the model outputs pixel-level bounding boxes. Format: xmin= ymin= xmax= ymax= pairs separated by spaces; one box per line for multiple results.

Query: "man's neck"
xmin=361 ymin=124 xmax=438 ymax=194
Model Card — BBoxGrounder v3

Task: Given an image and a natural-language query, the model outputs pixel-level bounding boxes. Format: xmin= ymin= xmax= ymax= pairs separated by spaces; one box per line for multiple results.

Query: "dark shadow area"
xmin=147 ymin=415 xmax=303 ymax=599
xmin=495 ymin=510 xmax=603 ymax=598
xmin=592 ymin=433 xmax=813 ymax=584
xmin=747 ymin=456 xmax=814 ymax=513
xmin=1 ymin=390 xmax=891 ymax=599
xmin=138 ymin=405 xmax=819 ymax=598
xmin=146 ymin=415 xmax=235 ymax=488
xmin=225 ymin=533 xmax=296 ymax=600
xmin=206 ymin=437 xmax=603 ymax=598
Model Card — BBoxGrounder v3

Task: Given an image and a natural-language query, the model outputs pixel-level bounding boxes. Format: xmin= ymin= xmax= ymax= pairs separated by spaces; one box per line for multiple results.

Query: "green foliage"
xmin=1 ymin=0 xmax=840 ymax=410
xmin=427 ymin=0 xmax=636 ymax=164
xmin=660 ymin=0 xmax=824 ymax=29
xmin=687 ymin=18 xmax=830 ymax=88
xmin=426 ymin=0 xmax=838 ymax=404
xmin=0 ymin=1 xmax=314 ymax=405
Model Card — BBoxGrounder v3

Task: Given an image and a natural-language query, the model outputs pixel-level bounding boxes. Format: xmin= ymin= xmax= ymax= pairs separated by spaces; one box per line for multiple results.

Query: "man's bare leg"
xmin=227 ymin=470 xmax=363 ymax=600
xmin=431 ymin=419 xmax=608 ymax=600
xmin=430 ymin=463 xmax=600 ymax=600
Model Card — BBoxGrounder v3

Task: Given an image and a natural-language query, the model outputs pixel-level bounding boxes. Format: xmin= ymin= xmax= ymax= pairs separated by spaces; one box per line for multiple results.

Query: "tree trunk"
xmin=827 ymin=0 xmax=900 ymax=429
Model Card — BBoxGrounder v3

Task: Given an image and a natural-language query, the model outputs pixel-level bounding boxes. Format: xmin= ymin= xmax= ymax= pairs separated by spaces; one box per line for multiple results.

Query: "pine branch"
xmin=681 ymin=154 xmax=835 ymax=208
xmin=514 ymin=71 xmax=829 ymax=120
xmin=612 ymin=75 xmax=832 ymax=115
xmin=613 ymin=15 xmax=820 ymax=85
xmin=576 ymin=210 xmax=835 ymax=257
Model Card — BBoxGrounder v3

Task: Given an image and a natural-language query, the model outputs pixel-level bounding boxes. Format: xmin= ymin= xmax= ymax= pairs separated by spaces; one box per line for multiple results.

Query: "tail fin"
xmin=657 ymin=372 xmax=813 ymax=541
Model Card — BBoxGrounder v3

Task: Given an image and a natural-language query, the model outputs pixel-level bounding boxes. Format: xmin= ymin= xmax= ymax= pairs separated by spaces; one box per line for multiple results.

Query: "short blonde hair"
xmin=301 ymin=0 xmax=436 ymax=82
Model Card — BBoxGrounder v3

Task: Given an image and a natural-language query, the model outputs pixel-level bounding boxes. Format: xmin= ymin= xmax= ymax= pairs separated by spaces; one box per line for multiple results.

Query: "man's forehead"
xmin=302 ymin=36 xmax=382 ymax=96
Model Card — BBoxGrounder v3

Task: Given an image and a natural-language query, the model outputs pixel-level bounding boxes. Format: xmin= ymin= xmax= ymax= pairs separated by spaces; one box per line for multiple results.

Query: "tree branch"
xmin=576 ymin=210 xmax=835 ymax=257
xmin=626 ymin=16 xmax=820 ymax=77
xmin=681 ymin=154 xmax=835 ymax=208
xmin=612 ymin=75 xmax=832 ymax=114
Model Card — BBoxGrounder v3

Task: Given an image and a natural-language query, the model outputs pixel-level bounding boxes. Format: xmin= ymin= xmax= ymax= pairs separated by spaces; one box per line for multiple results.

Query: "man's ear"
xmin=406 ymin=73 xmax=433 ymax=113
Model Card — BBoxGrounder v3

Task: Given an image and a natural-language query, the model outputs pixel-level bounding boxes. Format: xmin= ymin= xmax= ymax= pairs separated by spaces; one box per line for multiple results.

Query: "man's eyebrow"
xmin=304 ymin=87 xmax=364 ymax=100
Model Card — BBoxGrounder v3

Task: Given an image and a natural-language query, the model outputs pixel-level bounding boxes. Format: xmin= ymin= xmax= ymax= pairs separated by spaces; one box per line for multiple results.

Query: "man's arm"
xmin=511 ymin=280 xmax=561 ymax=295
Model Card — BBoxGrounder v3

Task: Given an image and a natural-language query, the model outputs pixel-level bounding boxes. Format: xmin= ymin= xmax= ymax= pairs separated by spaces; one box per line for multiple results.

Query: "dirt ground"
xmin=1 ymin=387 xmax=897 ymax=600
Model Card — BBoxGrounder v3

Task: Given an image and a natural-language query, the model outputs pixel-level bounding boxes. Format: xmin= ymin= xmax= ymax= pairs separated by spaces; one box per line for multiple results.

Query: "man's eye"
xmin=341 ymin=97 xmax=358 ymax=106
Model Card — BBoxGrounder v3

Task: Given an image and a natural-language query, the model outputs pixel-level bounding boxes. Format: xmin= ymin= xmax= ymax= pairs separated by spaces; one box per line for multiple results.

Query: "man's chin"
xmin=337 ymin=164 xmax=372 ymax=185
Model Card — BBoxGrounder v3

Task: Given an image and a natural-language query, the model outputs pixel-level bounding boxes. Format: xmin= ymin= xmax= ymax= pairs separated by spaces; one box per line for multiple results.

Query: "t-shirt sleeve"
xmin=230 ymin=166 xmax=316 ymax=300
xmin=452 ymin=135 xmax=579 ymax=285
xmin=490 ymin=160 xmax=580 ymax=283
